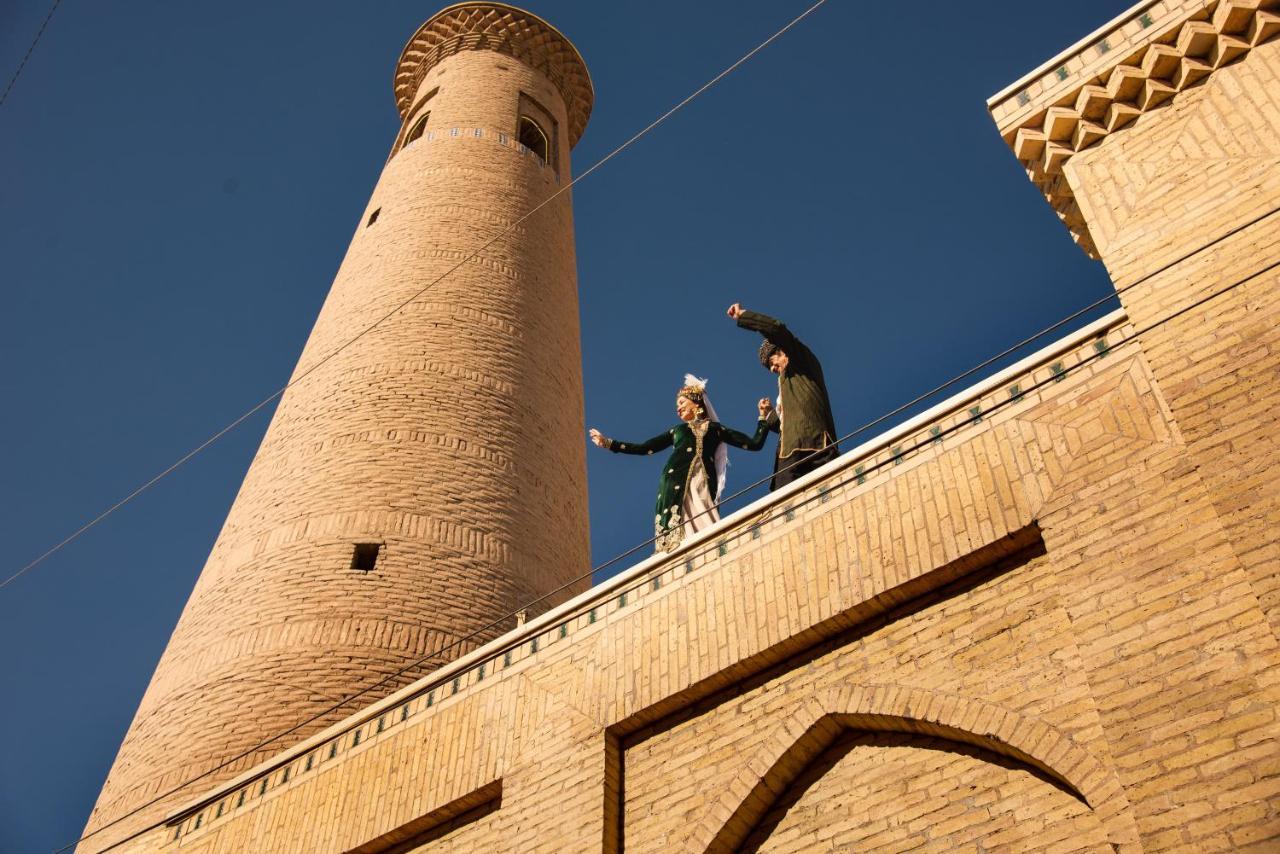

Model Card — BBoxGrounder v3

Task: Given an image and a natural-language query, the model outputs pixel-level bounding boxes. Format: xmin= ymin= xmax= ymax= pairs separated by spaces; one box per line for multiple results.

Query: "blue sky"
xmin=0 ymin=1 xmax=1128 ymax=849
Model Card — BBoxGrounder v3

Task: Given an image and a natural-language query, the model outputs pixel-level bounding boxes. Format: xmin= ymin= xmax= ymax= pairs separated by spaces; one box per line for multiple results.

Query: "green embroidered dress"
xmin=607 ymin=418 xmax=769 ymax=552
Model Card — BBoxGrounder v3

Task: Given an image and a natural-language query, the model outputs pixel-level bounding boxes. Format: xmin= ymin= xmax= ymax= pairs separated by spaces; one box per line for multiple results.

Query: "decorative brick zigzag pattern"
xmin=991 ymin=0 xmax=1280 ymax=258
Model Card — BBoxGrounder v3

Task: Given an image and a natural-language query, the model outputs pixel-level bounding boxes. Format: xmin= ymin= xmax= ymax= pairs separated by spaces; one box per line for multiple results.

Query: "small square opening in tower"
xmin=351 ymin=543 xmax=380 ymax=572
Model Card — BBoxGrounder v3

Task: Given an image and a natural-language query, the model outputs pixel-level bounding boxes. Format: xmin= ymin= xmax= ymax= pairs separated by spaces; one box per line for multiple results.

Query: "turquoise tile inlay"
xmin=329 ymin=742 xmax=338 ymax=759
xmin=400 ymin=704 xmax=410 ymax=721
xmin=589 ymin=607 xmax=597 ymax=623
xmin=652 ymin=576 xmax=661 ymax=591
xmin=1056 ymin=65 xmax=1069 ymax=81
xmin=195 ymin=814 xmax=203 ymax=830
xmin=1016 ymin=89 xmax=1030 ymax=106
xmin=216 ymin=802 xmax=224 ymax=819
xmin=259 ymin=779 xmax=268 ymax=796
xmin=1008 ymin=383 xmax=1023 ymax=403
xmin=530 ymin=636 xmax=539 ymax=653
xmin=1051 ymin=361 xmax=1066 ymax=382
xmin=1097 ymin=38 xmax=1111 ymax=54
xmin=1094 ymin=338 xmax=1110 ymax=356
xmin=477 ymin=662 xmax=485 ymax=681
xmin=785 ymin=506 xmax=795 ymax=522
xmin=892 ymin=446 xmax=904 ymax=465
xmin=237 ymin=790 xmax=246 ymax=808
xmin=504 ymin=650 xmax=512 ymax=667
xmin=618 ymin=591 xmax=627 ymax=607
xmin=855 ymin=464 xmax=866 ymax=485
xmin=930 ymin=425 xmax=942 ymax=444
xmin=718 ymin=540 xmax=728 ymax=557
xmin=558 ymin=623 xmax=567 ymax=639
xmin=305 ymin=753 xmax=314 ymax=771
xmin=352 ymin=729 xmax=361 ymax=747
xmin=282 ymin=766 xmax=290 ymax=783
xmin=969 ymin=405 xmax=983 ymax=424
xmin=427 ymin=689 xmax=435 ymax=707
xmin=451 ymin=676 xmax=461 ymax=695
xmin=1139 ymin=12 xmax=1153 ymax=27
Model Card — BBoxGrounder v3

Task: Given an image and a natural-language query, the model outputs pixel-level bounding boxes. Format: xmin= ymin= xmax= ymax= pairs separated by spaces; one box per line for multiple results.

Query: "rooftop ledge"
xmin=987 ymin=0 xmax=1280 ymax=259
xmin=166 ymin=306 xmax=1132 ymax=829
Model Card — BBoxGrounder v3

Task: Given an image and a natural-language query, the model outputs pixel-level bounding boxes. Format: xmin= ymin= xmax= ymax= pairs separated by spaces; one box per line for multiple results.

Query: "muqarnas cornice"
xmin=394 ymin=2 xmax=594 ymax=147
xmin=988 ymin=0 xmax=1280 ymax=259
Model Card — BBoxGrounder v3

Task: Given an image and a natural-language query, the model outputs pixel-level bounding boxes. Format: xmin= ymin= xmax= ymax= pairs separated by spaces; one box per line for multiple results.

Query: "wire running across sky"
xmin=2 ymin=0 xmax=832 ymax=595
xmin=0 ymin=0 xmax=63 ymax=110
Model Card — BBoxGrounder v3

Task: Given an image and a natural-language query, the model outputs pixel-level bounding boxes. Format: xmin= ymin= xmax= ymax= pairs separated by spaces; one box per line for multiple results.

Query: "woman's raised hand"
xmin=757 ymin=398 xmax=773 ymax=419
xmin=589 ymin=428 xmax=609 ymax=448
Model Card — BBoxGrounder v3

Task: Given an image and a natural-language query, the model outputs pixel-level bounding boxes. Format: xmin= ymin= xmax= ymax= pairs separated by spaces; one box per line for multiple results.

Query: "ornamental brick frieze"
xmin=988 ymin=0 xmax=1280 ymax=258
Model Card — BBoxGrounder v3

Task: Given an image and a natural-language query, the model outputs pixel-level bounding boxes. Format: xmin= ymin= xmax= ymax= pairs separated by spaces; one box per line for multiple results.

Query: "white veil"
xmin=684 ymin=374 xmax=728 ymax=497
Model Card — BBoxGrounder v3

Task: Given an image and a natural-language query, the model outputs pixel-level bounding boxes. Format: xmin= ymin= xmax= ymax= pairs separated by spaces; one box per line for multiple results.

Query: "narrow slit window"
xmin=351 ymin=543 xmax=380 ymax=572
xmin=405 ymin=112 xmax=430 ymax=146
xmin=366 ymin=208 xmax=380 ymax=227
xmin=518 ymin=116 xmax=549 ymax=164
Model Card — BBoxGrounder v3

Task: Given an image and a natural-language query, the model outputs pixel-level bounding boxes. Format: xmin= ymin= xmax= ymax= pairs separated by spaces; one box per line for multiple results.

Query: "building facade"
xmin=85 ymin=1 xmax=1280 ymax=851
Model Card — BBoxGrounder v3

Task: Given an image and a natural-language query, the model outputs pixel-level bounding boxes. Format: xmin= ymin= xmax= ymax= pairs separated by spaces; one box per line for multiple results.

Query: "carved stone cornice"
xmin=987 ymin=0 xmax=1280 ymax=259
xmin=394 ymin=2 xmax=594 ymax=148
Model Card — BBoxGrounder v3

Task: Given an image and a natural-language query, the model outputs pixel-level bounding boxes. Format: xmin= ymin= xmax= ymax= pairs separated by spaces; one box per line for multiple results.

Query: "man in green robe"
xmin=728 ymin=304 xmax=839 ymax=490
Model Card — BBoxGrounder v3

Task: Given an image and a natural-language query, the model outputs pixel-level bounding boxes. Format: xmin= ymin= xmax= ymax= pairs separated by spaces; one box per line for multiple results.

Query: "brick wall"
xmin=1065 ymin=35 xmax=1280 ymax=637
xmin=122 ymin=307 xmax=1280 ymax=853
xmin=82 ymin=4 xmax=1280 ymax=852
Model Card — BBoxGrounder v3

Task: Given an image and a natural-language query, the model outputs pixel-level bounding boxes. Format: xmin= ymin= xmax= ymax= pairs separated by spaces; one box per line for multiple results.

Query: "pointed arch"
xmin=695 ymin=685 xmax=1132 ymax=853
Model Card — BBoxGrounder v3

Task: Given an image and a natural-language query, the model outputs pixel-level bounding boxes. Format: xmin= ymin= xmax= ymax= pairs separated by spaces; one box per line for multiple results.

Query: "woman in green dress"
xmin=590 ymin=376 xmax=773 ymax=553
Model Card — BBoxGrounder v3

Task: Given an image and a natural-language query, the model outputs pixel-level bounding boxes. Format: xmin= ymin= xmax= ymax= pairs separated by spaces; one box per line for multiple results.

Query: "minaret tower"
xmin=83 ymin=4 xmax=593 ymax=846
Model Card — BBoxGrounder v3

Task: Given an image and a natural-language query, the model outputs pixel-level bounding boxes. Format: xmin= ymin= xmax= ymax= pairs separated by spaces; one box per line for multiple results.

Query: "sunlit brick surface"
xmin=81 ymin=5 xmax=593 ymax=849
xmin=85 ymin=3 xmax=1280 ymax=852
xmin=126 ymin=306 xmax=1280 ymax=853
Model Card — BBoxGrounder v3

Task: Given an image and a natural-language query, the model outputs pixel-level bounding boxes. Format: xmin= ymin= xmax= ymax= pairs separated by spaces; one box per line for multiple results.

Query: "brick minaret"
xmin=82 ymin=4 xmax=593 ymax=847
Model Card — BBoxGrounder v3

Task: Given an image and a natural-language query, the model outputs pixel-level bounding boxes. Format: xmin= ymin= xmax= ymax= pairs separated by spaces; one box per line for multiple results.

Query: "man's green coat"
xmin=736 ymin=310 xmax=838 ymax=460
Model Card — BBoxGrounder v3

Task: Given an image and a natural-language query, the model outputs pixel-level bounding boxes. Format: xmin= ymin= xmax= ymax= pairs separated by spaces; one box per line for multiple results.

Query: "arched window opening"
xmin=518 ymin=116 xmax=549 ymax=165
xmin=405 ymin=112 xmax=430 ymax=146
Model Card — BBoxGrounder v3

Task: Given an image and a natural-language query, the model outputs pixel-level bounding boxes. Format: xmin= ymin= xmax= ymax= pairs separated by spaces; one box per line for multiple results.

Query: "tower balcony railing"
xmin=163 ymin=305 xmax=1132 ymax=841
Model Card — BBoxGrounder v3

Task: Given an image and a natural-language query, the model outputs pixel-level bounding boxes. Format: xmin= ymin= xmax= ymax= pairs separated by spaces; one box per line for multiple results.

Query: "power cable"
xmin=68 ymin=251 xmax=1280 ymax=854
xmin=0 ymin=0 xmax=63 ymax=109
xmin=3 ymin=0 xmax=832 ymax=593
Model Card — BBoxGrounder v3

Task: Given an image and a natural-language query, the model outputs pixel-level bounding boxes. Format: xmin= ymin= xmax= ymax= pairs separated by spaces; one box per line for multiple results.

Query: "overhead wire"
xmin=68 ymin=248 xmax=1280 ymax=854
xmin=25 ymin=0 xmax=1277 ymax=843
xmin=3 ymin=0 xmax=833 ymax=593
xmin=0 ymin=0 xmax=63 ymax=109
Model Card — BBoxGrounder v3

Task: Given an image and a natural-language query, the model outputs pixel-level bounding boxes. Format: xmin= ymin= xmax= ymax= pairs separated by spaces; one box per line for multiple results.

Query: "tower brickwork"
xmin=81 ymin=2 xmax=1280 ymax=852
xmin=82 ymin=4 xmax=594 ymax=848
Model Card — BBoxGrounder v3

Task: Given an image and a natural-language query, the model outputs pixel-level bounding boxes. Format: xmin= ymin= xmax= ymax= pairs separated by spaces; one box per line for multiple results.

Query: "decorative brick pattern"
xmin=81 ymin=7 xmax=594 ymax=850
xmin=988 ymin=0 xmax=1280 ymax=257
xmin=126 ymin=305 xmax=1280 ymax=853
xmin=81 ymin=4 xmax=1280 ymax=852
xmin=1061 ymin=34 xmax=1280 ymax=638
